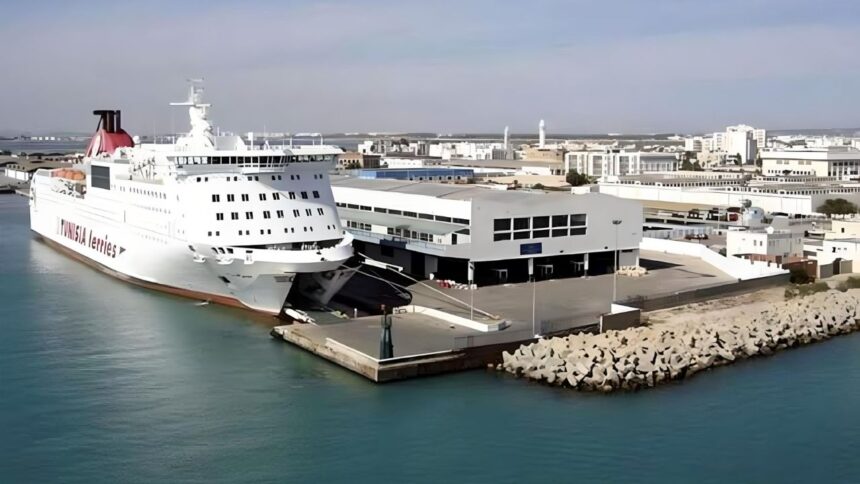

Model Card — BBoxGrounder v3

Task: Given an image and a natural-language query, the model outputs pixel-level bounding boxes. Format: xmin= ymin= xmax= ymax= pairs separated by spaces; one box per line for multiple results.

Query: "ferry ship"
xmin=29 ymin=83 xmax=356 ymax=314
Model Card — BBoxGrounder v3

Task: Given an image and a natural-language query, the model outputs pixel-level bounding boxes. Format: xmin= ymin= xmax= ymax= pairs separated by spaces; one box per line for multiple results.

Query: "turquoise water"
xmin=2 ymin=194 xmax=860 ymax=483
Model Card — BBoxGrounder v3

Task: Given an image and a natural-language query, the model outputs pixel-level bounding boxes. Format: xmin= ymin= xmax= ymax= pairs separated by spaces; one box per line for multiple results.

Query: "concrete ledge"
xmin=399 ymin=305 xmax=509 ymax=332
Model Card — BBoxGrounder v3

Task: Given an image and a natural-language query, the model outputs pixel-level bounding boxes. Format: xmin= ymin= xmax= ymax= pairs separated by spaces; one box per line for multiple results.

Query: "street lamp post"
xmin=612 ymin=219 xmax=622 ymax=303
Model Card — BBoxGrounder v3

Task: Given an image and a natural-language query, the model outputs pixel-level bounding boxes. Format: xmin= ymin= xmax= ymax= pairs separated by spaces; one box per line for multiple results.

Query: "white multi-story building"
xmin=684 ymin=137 xmax=704 ymax=152
xmin=564 ymin=149 xmax=678 ymax=178
xmin=331 ymin=176 xmax=643 ymax=284
xmin=711 ymin=125 xmax=765 ymax=163
xmin=725 ymin=127 xmax=758 ymax=165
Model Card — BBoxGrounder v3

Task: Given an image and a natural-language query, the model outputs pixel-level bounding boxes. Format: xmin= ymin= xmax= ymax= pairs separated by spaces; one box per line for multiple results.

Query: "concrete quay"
xmin=271 ymin=317 xmax=543 ymax=383
xmin=269 ymin=251 xmax=780 ymax=383
xmin=500 ymin=288 xmax=860 ymax=392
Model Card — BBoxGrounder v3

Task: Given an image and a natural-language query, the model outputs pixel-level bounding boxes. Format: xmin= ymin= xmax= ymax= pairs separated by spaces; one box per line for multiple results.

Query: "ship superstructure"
xmin=29 ymin=83 xmax=355 ymax=314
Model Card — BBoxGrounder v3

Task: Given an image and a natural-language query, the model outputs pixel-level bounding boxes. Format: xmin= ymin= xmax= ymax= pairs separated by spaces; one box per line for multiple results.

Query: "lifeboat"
xmin=51 ymin=168 xmax=87 ymax=182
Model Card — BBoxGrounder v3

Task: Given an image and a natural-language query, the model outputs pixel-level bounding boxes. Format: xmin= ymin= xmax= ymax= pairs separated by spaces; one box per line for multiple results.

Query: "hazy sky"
xmin=2 ymin=0 xmax=859 ymax=135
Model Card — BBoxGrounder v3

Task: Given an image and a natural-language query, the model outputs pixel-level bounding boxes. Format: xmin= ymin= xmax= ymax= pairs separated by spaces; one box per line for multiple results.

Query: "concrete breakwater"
xmin=500 ymin=289 xmax=860 ymax=392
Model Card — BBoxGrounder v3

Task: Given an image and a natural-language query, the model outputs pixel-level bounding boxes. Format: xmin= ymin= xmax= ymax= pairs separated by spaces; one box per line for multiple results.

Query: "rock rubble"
xmin=499 ymin=289 xmax=860 ymax=392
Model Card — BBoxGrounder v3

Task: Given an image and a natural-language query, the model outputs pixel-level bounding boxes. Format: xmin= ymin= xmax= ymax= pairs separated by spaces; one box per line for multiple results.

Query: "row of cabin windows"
xmin=181 ymin=155 xmax=335 ymax=166
xmin=334 ymin=202 xmax=469 ymax=225
xmin=212 ymin=190 xmax=319 ymax=203
xmin=207 ymin=224 xmax=335 ymax=237
xmin=215 ymin=208 xmax=325 ymax=220
xmin=125 ymin=186 xmax=167 ymax=199
xmin=194 ymin=174 xmax=320 ymax=183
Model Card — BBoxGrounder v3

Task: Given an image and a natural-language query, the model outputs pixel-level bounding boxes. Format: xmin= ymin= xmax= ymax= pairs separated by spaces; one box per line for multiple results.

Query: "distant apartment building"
xmin=337 ymin=151 xmax=381 ymax=169
xmin=564 ymin=149 xmax=678 ymax=178
xmin=709 ymin=125 xmax=765 ymax=164
xmin=519 ymin=146 xmax=566 ymax=163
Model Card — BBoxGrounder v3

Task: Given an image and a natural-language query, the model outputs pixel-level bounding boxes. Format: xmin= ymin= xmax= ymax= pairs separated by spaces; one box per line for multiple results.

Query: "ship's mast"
xmin=170 ymin=79 xmax=215 ymax=150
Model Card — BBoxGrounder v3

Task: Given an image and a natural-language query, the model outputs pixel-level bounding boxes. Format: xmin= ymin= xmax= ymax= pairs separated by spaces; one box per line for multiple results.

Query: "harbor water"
xmin=2 ymin=194 xmax=860 ymax=483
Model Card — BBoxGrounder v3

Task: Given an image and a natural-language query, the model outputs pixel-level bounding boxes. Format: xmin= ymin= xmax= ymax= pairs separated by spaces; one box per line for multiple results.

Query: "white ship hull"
xmin=30 ymin=196 xmax=349 ymax=314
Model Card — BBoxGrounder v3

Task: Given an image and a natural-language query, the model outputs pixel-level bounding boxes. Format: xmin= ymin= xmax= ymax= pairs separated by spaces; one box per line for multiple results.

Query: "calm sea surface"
xmin=2 ymin=195 xmax=860 ymax=483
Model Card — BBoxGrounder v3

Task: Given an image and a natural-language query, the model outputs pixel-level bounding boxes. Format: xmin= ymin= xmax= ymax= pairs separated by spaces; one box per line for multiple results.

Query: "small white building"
xmin=382 ymin=156 xmax=442 ymax=169
xmin=726 ymin=227 xmax=804 ymax=260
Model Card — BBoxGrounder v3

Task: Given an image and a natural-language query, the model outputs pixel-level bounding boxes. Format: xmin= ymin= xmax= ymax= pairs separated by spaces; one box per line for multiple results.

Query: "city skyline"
xmin=2 ymin=0 xmax=859 ymax=134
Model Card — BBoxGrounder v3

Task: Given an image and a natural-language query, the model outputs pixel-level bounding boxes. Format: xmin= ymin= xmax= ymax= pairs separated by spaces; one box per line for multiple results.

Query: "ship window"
xmin=273 ymin=193 xmax=280 ymax=200
xmin=290 ymin=175 xmax=295 ymax=180
xmin=289 ymin=192 xmax=296 ymax=200
xmin=305 ymin=209 xmax=312 ymax=216
xmin=403 ymin=211 xmax=417 ymax=218
xmin=419 ymin=213 xmax=433 ymax=220
xmin=296 ymin=175 xmax=301 ymax=180
xmin=317 ymin=208 xmax=324 ymax=215
xmin=347 ymin=204 xmax=358 ymax=209
xmin=301 ymin=191 xmax=308 ymax=199
xmin=293 ymin=209 xmax=300 ymax=217
xmin=227 ymin=194 xmax=235 ymax=202
xmin=212 ymin=194 xmax=220 ymax=202
xmin=263 ymin=211 xmax=271 ymax=219
xmin=245 ymin=212 xmax=254 ymax=219
xmin=267 ymin=229 xmax=271 ymax=234
xmin=216 ymin=213 xmax=224 ymax=221
xmin=241 ymin=194 xmax=249 ymax=202
xmin=312 ymin=190 xmax=320 ymax=198
xmin=259 ymin=193 xmax=266 ymax=201
xmin=513 ymin=218 xmax=530 ymax=230
xmin=207 ymin=231 xmax=212 ymax=236
xmin=277 ymin=210 xmax=284 ymax=218
xmin=260 ymin=229 xmax=265 ymax=235
xmin=91 ymin=165 xmax=111 ymax=190
xmin=231 ymin=212 xmax=239 ymax=220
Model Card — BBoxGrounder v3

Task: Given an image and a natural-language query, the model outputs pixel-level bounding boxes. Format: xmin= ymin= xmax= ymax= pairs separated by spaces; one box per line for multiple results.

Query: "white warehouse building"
xmin=761 ymin=147 xmax=860 ymax=179
xmin=331 ymin=176 xmax=643 ymax=284
xmin=598 ymin=177 xmax=860 ymax=216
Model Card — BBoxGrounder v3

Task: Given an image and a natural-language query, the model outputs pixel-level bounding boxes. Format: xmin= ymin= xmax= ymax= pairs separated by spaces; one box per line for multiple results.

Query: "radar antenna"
xmin=170 ymin=78 xmax=214 ymax=150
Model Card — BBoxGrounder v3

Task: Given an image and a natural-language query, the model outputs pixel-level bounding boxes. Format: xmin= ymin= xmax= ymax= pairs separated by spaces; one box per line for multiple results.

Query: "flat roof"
xmin=440 ymin=158 xmax=563 ymax=170
xmin=337 ymin=207 xmax=467 ymax=235
xmin=331 ymin=175 xmax=572 ymax=204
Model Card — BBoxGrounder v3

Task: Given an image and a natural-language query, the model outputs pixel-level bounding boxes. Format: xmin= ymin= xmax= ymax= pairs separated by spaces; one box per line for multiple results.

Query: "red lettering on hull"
xmin=58 ymin=218 xmax=123 ymax=259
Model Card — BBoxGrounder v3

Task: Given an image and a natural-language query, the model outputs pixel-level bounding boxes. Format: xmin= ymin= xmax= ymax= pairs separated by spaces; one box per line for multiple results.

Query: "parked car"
xmin=684 ymin=233 xmax=709 ymax=240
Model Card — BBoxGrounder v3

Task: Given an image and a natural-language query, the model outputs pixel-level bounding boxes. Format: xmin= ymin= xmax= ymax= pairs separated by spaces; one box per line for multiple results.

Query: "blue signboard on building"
xmin=519 ymin=242 xmax=542 ymax=255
